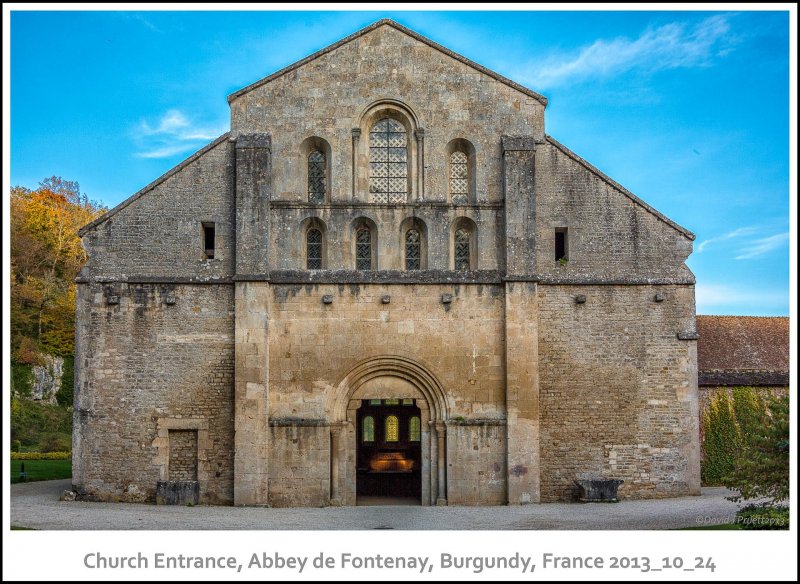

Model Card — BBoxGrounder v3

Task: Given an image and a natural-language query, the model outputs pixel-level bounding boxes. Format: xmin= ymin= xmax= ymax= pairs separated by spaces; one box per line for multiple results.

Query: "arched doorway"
xmin=356 ymin=398 xmax=422 ymax=503
xmin=328 ymin=356 xmax=449 ymax=506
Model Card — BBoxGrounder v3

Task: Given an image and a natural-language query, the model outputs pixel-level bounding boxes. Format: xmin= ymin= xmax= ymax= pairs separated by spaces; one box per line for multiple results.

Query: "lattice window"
xmin=308 ymin=150 xmax=326 ymax=204
xmin=405 ymin=229 xmax=421 ymax=270
xmin=306 ymin=228 xmax=322 ymax=270
xmin=455 ymin=228 xmax=471 ymax=270
xmin=450 ymin=151 xmax=468 ymax=204
xmin=363 ymin=416 xmax=375 ymax=443
xmin=369 ymin=118 xmax=407 ymax=203
xmin=385 ymin=415 xmax=399 ymax=442
xmin=409 ymin=416 xmax=421 ymax=442
xmin=356 ymin=227 xmax=372 ymax=270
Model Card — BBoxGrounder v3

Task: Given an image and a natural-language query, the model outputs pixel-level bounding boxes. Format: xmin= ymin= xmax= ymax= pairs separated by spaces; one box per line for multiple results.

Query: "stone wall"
xmin=79 ymin=136 xmax=235 ymax=281
xmin=537 ymin=284 xmax=700 ymax=501
xmin=72 ymin=283 xmax=235 ymax=504
xmin=168 ymin=430 xmax=198 ymax=481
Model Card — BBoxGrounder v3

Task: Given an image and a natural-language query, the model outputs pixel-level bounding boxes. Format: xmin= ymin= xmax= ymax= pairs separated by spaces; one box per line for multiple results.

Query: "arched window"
xmin=306 ymin=228 xmax=322 ymax=270
xmin=363 ymin=416 xmax=374 ymax=443
xmin=409 ymin=416 xmax=421 ymax=442
xmin=450 ymin=150 xmax=468 ymax=205
xmin=356 ymin=227 xmax=372 ymax=270
xmin=308 ymin=150 xmax=326 ymax=204
xmin=405 ymin=229 xmax=421 ymax=270
xmin=385 ymin=415 xmax=399 ymax=442
xmin=369 ymin=118 xmax=407 ymax=203
xmin=455 ymin=228 xmax=471 ymax=270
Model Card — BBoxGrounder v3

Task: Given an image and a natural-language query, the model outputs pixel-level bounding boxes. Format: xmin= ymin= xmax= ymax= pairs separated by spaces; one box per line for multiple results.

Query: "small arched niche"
xmin=299 ymin=216 xmax=328 ymax=270
xmin=451 ymin=216 xmax=478 ymax=270
xmin=399 ymin=217 xmax=428 ymax=270
xmin=446 ymin=138 xmax=477 ymax=204
xmin=301 ymin=136 xmax=332 ymax=204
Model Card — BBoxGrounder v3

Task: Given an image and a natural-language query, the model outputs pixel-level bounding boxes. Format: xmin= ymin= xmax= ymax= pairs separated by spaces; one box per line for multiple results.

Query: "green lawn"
xmin=11 ymin=459 xmax=72 ymax=483
xmin=678 ymin=524 xmax=744 ymax=530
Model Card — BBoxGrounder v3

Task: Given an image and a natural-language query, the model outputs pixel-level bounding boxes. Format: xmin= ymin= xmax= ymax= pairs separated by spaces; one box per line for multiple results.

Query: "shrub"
xmin=11 ymin=451 xmax=71 ymax=460
xmin=725 ymin=393 xmax=789 ymax=505
xmin=735 ymin=504 xmax=789 ymax=530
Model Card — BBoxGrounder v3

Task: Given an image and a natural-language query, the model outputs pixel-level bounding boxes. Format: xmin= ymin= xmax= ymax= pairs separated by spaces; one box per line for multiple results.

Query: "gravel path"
xmin=11 ymin=479 xmax=746 ymax=530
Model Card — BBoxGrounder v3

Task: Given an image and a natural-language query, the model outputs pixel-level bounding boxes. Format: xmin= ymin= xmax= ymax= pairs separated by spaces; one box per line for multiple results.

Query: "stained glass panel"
xmin=363 ymin=416 xmax=374 ymax=442
xmin=385 ymin=415 xmax=399 ymax=442
xmin=409 ymin=416 xmax=421 ymax=442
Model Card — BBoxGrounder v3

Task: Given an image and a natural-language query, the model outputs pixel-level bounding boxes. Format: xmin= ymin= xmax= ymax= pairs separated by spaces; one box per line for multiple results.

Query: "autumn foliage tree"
xmin=11 ymin=177 xmax=105 ymax=360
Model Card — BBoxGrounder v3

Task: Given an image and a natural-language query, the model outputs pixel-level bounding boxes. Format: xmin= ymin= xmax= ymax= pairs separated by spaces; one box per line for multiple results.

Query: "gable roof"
xmin=227 ymin=18 xmax=548 ymax=106
xmin=697 ymin=315 xmax=790 ymax=386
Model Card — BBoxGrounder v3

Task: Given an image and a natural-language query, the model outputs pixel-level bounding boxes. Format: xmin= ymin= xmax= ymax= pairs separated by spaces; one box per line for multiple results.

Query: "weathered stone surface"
xmin=73 ymin=19 xmax=699 ymax=507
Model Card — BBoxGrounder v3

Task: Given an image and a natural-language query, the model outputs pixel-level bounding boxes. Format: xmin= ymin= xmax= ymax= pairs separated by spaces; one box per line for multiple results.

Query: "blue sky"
xmin=8 ymin=8 xmax=792 ymax=316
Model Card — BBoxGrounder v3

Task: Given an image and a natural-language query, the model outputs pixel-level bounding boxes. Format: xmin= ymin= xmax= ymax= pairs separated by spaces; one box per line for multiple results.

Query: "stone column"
xmin=501 ymin=136 xmax=537 ymax=277
xmin=233 ymin=133 xmax=272 ymax=506
xmin=330 ymin=423 xmax=344 ymax=506
xmin=415 ymin=128 xmax=425 ymax=201
xmin=351 ymin=128 xmax=361 ymax=199
xmin=502 ymin=135 xmax=541 ymax=504
xmin=435 ymin=421 xmax=447 ymax=506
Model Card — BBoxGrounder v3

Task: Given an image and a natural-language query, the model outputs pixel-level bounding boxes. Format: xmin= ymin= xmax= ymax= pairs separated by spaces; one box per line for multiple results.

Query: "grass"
xmin=678 ymin=524 xmax=744 ymax=530
xmin=11 ymin=459 xmax=72 ymax=483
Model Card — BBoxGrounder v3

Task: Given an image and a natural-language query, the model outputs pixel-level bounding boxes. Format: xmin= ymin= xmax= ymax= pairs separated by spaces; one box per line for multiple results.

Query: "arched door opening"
xmin=356 ymin=398 xmax=422 ymax=504
xmin=329 ymin=356 xmax=449 ymax=507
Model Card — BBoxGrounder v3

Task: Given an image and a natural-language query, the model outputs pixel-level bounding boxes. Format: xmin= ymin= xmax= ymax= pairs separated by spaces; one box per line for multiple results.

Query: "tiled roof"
xmin=697 ymin=315 xmax=790 ymax=386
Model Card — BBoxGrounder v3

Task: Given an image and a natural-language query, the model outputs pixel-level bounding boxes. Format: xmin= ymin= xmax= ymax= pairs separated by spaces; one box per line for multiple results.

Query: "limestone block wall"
xmin=537 ymin=284 xmax=700 ymax=501
xmin=534 ymin=139 xmax=694 ymax=282
xmin=269 ymin=205 xmax=503 ymax=271
xmin=266 ymin=283 xmax=506 ymax=420
xmin=446 ymin=422 xmax=507 ymax=505
xmin=268 ymin=423 xmax=330 ymax=507
xmin=72 ymin=283 xmax=235 ymax=504
xmin=230 ymin=24 xmax=545 ymax=205
xmin=79 ymin=137 xmax=235 ymax=280
xmin=168 ymin=430 xmax=198 ymax=481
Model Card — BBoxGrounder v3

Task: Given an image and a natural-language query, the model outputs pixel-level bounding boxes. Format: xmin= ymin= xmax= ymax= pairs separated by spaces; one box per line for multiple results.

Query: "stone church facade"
xmin=73 ymin=20 xmax=701 ymax=506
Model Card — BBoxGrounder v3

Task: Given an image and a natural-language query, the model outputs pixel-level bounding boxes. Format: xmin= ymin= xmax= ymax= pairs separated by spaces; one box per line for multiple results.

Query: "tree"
xmin=10 ymin=177 xmax=105 ymax=358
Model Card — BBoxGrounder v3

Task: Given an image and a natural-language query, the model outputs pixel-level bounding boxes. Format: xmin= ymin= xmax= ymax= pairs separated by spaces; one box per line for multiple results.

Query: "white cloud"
xmin=526 ymin=15 xmax=734 ymax=89
xmin=696 ymin=226 xmax=757 ymax=253
xmin=133 ymin=109 xmax=225 ymax=159
xmin=734 ymin=232 xmax=790 ymax=260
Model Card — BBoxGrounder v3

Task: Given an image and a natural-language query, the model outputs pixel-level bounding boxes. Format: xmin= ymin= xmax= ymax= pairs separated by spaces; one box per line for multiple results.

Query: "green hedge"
xmin=11 ymin=451 xmax=71 ymax=460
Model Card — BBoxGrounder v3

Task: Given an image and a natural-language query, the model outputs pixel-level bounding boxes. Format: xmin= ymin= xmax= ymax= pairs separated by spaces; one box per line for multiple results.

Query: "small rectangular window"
xmin=203 ymin=222 xmax=215 ymax=259
xmin=555 ymin=228 xmax=568 ymax=262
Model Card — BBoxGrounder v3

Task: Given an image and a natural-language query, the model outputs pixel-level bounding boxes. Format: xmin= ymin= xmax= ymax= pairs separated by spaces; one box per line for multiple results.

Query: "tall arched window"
xmin=363 ymin=416 xmax=374 ymax=442
xmin=409 ymin=416 xmax=421 ymax=442
xmin=356 ymin=227 xmax=372 ymax=270
xmin=306 ymin=228 xmax=322 ymax=270
xmin=308 ymin=150 xmax=326 ymax=204
xmin=405 ymin=229 xmax=421 ymax=270
xmin=450 ymin=150 xmax=469 ymax=205
xmin=369 ymin=118 xmax=407 ymax=203
xmin=385 ymin=415 xmax=399 ymax=442
xmin=455 ymin=228 xmax=471 ymax=270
